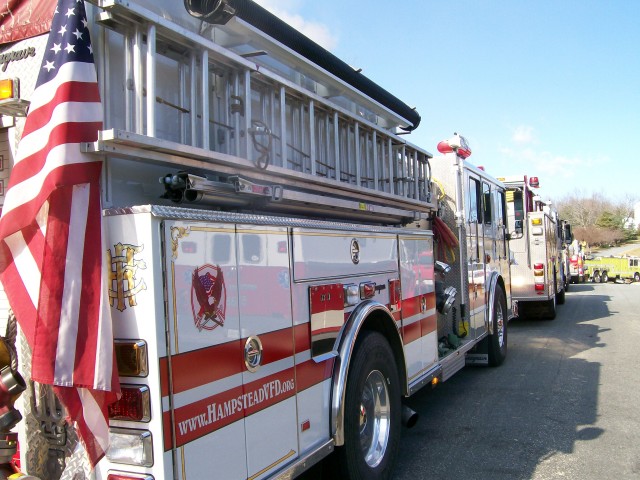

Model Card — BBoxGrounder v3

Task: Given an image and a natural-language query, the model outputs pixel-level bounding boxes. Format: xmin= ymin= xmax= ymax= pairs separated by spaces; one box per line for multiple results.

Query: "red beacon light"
xmin=529 ymin=176 xmax=540 ymax=188
xmin=437 ymin=133 xmax=472 ymax=159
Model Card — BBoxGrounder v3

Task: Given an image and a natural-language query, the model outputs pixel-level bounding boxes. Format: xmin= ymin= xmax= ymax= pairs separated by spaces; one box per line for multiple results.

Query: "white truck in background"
xmin=499 ymin=175 xmax=564 ymax=319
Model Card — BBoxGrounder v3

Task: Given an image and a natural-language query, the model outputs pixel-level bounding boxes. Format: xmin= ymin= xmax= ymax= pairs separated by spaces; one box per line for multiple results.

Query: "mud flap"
xmin=465 ymin=338 xmax=489 ymax=366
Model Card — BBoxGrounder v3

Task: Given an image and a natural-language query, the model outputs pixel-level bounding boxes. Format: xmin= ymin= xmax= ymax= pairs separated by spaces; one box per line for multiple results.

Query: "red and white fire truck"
xmin=0 ymin=1 xmax=514 ymax=479
xmin=499 ymin=175 xmax=564 ymax=319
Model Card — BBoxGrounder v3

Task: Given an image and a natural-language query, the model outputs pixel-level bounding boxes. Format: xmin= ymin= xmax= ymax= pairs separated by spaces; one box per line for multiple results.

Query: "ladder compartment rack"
xmin=88 ymin=1 xmax=435 ymax=223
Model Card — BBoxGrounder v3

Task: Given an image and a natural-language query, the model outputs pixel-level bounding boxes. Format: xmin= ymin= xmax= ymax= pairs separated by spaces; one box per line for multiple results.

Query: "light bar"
xmin=107 ymin=428 xmax=153 ymax=467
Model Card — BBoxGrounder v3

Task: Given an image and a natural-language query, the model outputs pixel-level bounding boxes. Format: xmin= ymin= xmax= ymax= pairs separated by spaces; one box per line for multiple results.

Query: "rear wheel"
xmin=592 ymin=271 xmax=601 ymax=283
xmin=602 ymin=271 xmax=609 ymax=283
xmin=337 ymin=331 xmax=401 ymax=480
xmin=634 ymin=272 xmax=640 ymax=282
xmin=557 ymin=287 xmax=566 ymax=305
xmin=488 ymin=286 xmax=508 ymax=366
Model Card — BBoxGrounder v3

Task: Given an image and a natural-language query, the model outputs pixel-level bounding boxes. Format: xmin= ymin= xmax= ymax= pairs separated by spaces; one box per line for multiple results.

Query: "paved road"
xmin=391 ymin=281 xmax=640 ymax=480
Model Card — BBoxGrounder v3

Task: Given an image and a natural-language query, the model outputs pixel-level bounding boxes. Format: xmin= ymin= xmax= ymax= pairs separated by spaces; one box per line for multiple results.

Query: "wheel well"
xmin=358 ymin=309 xmax=408 ymax=395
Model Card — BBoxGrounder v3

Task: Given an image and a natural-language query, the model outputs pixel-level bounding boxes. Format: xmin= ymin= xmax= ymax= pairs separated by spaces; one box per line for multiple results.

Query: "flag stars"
xmin=64 ymin=43 xmax=76 ymax=54
xmin=72 ymin=29 xmax=83 ymax=40
xmin=43 ymin=61 xmax=55 ymax=72
xmin=65 ymin=7 xmax=76 ymax=17
xmin=58 ymin=25 xmax=67 ymax=36
xmin=51 ymin=43 xmax=62 ymax=54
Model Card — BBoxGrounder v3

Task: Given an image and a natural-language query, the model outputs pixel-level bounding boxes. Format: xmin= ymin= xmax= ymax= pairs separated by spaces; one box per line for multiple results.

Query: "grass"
xmin=624 ymin=247 xmax=640 ymax=257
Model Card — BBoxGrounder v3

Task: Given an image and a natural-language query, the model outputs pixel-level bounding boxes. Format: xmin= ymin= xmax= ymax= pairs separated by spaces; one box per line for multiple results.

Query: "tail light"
xmin=107 ymin=474 xmax=154 ymax=480
xmin=108 ymin=385 xmax=151 ymax=422
xmin=115 ymin=340 xmax=148 ymax=377
xmin=533 ymin=263 xmax=545 ymax=293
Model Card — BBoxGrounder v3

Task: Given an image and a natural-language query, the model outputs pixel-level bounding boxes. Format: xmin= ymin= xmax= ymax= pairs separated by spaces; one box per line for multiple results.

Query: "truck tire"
xmin=545 ymin=278 xmax=557 ymax=320
xmin=488 ymin=286 xmax=508 ymax=366
xmin=337 ymin=331 xmax=401 ymax=480
xmin=602 ymin=271 xmax=609 ymax=283
xmin=557 ymin=287 xmax=565 ymax=305
xmin=592 ymin=271 xmax=601 ymax=283
xmin=634 ymin=272 xmax=640 ymax=282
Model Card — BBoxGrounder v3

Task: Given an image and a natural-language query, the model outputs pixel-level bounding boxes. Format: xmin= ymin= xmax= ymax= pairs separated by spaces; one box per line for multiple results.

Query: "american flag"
xmin=0 ymin=0 xmax=119 ymax=468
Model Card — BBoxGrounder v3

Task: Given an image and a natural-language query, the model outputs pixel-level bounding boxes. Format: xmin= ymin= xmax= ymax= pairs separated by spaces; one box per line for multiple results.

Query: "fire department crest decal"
xmin=191 ymin=264 xmax=226 ymax=331
xmin=108 ymin=243 xmax=147 ymax=312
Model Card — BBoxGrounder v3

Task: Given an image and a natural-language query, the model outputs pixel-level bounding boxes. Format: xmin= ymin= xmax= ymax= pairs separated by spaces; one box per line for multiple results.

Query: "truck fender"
xmin=330 ymin=299 xmax=404 ymax=447
xmin=485 ymin=272 xmax=504 ymax=335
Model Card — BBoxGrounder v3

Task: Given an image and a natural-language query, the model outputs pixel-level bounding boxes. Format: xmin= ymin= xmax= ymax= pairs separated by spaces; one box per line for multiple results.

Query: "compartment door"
xmin=163 ymin=221 xmax=247 ymax=480
xmin=237 ymin=225 xmax=298 ymax=479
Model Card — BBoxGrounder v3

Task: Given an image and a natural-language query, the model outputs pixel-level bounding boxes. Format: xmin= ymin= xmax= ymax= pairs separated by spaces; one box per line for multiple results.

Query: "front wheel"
xmin=488 ymin=286 xmax=508 ymax=366
xmin=634 ymin=272 xmax=640 ymax=282
xmin=337 ymin=331 xmax=401 ymax=480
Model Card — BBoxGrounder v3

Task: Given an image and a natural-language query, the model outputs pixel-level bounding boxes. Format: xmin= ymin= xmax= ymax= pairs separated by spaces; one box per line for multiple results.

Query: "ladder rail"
xmin=91 ymin=0 xmax=434 ymax=216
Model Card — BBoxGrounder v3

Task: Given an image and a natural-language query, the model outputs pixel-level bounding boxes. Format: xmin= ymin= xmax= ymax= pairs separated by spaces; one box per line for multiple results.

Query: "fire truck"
xmin=568 ymin=238 xmax=586 ymax=284
xmin=558 ymin=219 xmax=573 ymax=292
xmin=0 ymin=1 xmax=513 ymax=479
xmin=499 ymin=175 xmax=564 ymax=319
xmin=584 ymin=255 xmax=640 ymax=283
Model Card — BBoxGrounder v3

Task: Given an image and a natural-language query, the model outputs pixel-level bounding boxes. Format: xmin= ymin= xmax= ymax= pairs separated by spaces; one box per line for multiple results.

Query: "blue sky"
xmin=254 ymin=0 xmax=640 ymax=204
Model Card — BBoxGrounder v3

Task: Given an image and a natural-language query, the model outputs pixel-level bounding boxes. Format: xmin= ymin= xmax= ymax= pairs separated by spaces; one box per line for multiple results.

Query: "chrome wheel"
xmin=496 ymin=300 xmax=505 ymax=348
xmin=359 ymin=370 xmax=391 ymax=468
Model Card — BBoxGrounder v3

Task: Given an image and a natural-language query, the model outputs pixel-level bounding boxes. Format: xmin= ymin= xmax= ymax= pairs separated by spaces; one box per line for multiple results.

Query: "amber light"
xmin=389 ymin=279 xmax=401 ymax=311
xmin=109 ymin=385 xmax=151 ymax=422
xmin=0 ymin=79 xmax=16 ymax=101
xmin=115 ymin=340 xmax=148 ymax=377
xmin=531 ymin=218 xmax=542 ymax=226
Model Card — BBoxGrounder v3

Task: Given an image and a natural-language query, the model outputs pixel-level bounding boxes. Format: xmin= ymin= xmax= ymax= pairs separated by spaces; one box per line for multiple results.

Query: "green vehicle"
xmin=584 ymin=256 xmax=640 ymax=283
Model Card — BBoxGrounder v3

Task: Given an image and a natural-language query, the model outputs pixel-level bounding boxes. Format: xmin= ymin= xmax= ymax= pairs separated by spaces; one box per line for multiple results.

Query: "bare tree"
xmin=556 ymin=191 xmax=638 ymax=247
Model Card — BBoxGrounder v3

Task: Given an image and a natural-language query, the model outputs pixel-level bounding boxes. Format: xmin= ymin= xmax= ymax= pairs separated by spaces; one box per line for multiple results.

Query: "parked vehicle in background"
xmin=584 ymin=256 xmax=640 ymax=283
xmin=568 ymin=238 xmax=586 ymax=284
xmin=558 ymin=220 xmax=573 ymax=291
xmin=499 ymin=175 xmax=563 ymax=319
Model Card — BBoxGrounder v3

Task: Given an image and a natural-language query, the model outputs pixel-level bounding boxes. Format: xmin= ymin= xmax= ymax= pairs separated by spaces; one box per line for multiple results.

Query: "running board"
xmin=440 ymin=339 xmax=478 ymax=381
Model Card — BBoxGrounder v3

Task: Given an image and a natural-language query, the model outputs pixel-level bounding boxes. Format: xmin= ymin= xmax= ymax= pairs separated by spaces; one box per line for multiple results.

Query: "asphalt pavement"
xmin=391 ymin=281 xmax=640 ymax=480
xmin=301 ymin=279 xmax=640 ymax=480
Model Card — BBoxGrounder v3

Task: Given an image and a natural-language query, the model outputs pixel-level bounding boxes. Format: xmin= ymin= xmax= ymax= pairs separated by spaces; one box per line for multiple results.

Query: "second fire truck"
xmin=499 ymin=175 xmax=564 ymax=319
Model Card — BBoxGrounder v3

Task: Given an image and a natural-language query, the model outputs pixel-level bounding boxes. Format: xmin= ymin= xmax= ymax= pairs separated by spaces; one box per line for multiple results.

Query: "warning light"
xmin=529 ymin=177 xmax=540 ymax=188
xmin=436 ymin=133 xmax=471 ymax=159
xmin=115 ymin=340 xmax=149 ymax=377
xmin=0 ymin=78 xmax=29 ymax=116
xmin=0 ymin=79 xmax=15 ymax=101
